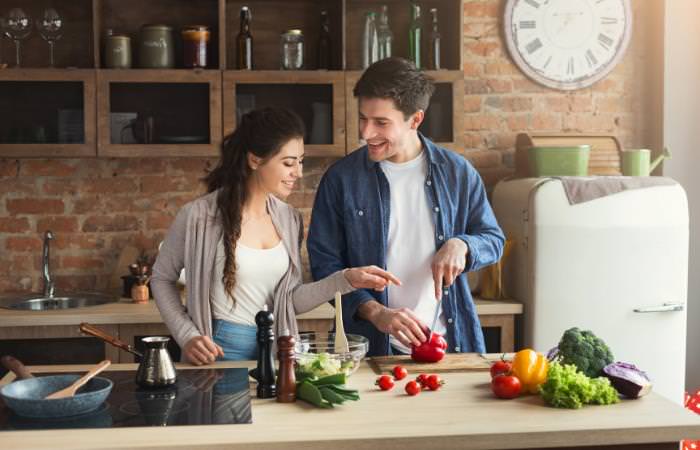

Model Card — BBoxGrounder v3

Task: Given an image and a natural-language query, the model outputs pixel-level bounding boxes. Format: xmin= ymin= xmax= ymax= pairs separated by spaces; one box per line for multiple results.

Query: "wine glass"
xmin=5 ymin=8 xmax=32 ymax=67
xmin=36 ymin=8 xmax=63 ymax=68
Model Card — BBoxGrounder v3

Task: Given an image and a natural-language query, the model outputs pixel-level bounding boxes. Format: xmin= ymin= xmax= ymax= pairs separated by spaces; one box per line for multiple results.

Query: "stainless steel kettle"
xmin=80 ymin=323 xmax=176 ymax=388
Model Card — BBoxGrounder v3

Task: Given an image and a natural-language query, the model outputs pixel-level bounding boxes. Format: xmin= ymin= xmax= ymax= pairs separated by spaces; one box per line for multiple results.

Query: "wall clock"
xmin=504 ymin=0 xmax=633 ymax=90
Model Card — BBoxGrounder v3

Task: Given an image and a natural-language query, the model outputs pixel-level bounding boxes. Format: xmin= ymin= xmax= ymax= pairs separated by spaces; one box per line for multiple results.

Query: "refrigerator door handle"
xmin=633 ymin=303 xmax=685 ymax=313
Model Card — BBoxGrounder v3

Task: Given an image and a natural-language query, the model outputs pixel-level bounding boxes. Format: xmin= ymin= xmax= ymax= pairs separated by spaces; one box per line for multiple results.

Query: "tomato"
xmin=416 ymin=373 xmax=429 ymax=387
xmin=425 ymin=374 xmax=444 ymax=391
xmin=490 ymin=359 xmax=512 ymax=378
xmin=392 ymin=365 xmax=408 ymax=380
xmin=405 ymin=380 xmax=421 ymax=396
xmin=376 ymin=375 xmax=395 ymax=391
xmin=491 ymin=374 xmax=521 ymax=399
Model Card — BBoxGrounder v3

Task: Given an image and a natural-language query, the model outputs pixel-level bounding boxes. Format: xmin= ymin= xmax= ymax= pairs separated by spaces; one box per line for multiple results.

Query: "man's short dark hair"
xmin=353 ymin=57 xmax=435 ymax=119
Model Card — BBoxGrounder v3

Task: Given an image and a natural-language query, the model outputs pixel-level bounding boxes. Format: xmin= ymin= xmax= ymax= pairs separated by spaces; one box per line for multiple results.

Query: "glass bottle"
xmin=427 ymin=8 xmax=441 ymax=70
xmin=317 ymin=10 xmax=332 ymax=69
xmin=361 ymin=11 xmax=378 ymax=69
xmin=408 ymin=1 xmax=422 ymax=69
xmin=377 ymin=5 xmax=393 ymax=60
xmin=236 ymin=6 xmax=253 ymax=70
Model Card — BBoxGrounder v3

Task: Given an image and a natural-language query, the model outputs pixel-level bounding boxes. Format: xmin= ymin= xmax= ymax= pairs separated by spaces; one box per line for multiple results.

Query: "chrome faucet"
xmin=42 ymin=230 xmax=55 ymax=298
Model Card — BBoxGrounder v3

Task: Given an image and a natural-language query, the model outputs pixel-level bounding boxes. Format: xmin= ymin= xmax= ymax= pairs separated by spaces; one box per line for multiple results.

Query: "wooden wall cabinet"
xmin=1 ymin=0 xmax=465 ymax=158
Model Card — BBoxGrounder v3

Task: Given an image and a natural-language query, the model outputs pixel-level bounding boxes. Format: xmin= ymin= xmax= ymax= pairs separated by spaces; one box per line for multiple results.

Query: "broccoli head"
xmin=555 ymin=327 xmax=614 ymax=378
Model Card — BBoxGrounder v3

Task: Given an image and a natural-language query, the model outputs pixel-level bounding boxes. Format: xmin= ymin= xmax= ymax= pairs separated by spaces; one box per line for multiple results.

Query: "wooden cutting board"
xmin=368 ymin=353 xmax=494 ymax=374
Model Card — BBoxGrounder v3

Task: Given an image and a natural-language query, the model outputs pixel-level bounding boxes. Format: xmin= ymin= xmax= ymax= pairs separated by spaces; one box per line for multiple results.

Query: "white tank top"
xmin=210 ymin=237 xmax=289 ymax=326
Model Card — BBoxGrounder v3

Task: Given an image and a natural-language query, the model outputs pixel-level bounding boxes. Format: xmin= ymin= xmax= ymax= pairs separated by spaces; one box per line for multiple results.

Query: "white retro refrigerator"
xmin=492 ymin=178 xmax=688 ymax=404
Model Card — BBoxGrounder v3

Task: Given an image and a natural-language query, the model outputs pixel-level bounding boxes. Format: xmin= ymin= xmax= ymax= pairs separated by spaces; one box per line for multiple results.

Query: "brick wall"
xmin=0 ymin=0 xmax=661 ymax=295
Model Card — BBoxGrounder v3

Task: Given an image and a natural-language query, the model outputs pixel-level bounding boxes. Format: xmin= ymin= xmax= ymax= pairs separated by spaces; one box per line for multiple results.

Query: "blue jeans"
xmin=212 ymin=319 xmax=258 ymax=361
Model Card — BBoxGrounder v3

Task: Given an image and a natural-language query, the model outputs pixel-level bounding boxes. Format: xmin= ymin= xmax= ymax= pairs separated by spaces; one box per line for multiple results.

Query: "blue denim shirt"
xmin=307 ymin=134 xmax=505 ymax=356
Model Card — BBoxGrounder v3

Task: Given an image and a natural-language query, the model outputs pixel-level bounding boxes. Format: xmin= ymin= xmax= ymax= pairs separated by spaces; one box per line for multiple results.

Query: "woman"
xmin=151 ymin=107 xmax=399 ymax=365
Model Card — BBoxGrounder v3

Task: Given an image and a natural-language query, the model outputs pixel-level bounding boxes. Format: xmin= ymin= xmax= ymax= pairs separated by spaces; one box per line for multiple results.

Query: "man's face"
xmin=358 ymin=97 xmax=422 ymax=162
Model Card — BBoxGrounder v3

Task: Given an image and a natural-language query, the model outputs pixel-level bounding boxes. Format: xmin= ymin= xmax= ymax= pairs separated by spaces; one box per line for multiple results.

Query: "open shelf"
xmin=0 ymin=69 xmax=96 ymax=157
xmin=223 ymin=70 xmax=345 ymax=156
xmin=96 ymin=69 xmax=221 ymax=157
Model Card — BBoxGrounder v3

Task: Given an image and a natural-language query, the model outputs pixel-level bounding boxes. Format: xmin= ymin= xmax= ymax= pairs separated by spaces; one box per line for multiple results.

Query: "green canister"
xmin=139 ymin=24 xmax=174 ymax=68
xmin=104 ymin=35 xmax=132 ymax=69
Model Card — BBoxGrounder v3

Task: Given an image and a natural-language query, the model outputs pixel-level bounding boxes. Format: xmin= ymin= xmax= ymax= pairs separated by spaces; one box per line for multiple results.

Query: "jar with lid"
xmin=182 ymin=25 xmax=210 ymax=68
xmin=280 ymin=29 xmax=304 ymax=70
xmin=139 ymin=24 xmax=174 ymax=68
xmin=105 ymin=34 xmax=131 ymax=69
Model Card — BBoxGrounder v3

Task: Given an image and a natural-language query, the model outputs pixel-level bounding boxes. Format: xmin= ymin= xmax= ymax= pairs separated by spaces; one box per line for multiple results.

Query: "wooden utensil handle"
xmin=79 ymin=322 xmax=140 ymax=356
xmin=0 ymin=355 xmax=34 ymax=379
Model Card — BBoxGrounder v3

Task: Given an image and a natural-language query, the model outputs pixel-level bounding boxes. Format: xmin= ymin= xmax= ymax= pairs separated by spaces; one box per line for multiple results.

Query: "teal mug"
xmin=621 ymin=148 xmax=671 ymax=176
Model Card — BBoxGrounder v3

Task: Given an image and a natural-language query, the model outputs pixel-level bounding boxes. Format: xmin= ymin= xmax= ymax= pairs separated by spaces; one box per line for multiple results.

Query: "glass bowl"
xmin=294 ymin=332 xmax=369 ymax=377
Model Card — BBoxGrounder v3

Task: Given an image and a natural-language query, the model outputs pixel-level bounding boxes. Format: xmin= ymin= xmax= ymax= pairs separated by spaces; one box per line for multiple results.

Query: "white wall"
xmin=664 ymin=0 xmax=700 ymax=391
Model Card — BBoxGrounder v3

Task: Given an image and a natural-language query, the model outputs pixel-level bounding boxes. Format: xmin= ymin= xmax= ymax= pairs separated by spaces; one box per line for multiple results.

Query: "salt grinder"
xmin=276 ymin=334 xmax=296 ymax=403
xmin=254 ymin=307 xmax=276 ymax=398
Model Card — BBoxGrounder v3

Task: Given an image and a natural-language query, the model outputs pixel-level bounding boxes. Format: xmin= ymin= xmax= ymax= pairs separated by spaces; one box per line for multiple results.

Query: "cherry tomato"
xmin=376 ymin=375 xmax=395 ymax=391
xmin=405 ymin=380 xmax=421 ymax=396
xmin=491 ymin=374 xmax=522 ymax=399
xmin=392 ymin=365 xmax=408 ymax=380
xmin=425 ymin=374 xmax=445 ymax=391
xmin=490 ymin=359 xmax=512 ymax=378
xmin=416 ymin=373 xmax=429 ymax=387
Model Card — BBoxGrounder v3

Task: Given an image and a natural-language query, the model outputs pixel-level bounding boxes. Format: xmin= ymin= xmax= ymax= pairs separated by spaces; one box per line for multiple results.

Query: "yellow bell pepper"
xmin=511 ymin=349 xmax=549 ymax=394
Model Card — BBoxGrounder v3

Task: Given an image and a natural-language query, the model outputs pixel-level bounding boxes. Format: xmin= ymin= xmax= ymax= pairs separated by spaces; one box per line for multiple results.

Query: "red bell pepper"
xmin=411 ymin=333 xmax=448 ymax=363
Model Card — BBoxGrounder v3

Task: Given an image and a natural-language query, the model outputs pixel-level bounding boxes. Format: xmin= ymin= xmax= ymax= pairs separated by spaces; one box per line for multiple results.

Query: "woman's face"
xmin=249 ymin=137 xmax=304 ymax=199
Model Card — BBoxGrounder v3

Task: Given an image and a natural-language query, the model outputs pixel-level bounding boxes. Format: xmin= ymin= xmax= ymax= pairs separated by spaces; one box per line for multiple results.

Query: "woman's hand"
xmin=183 ymin=335 xmax=225 ymax=365
xmin=344 ymin=265 xmax=402 ymax=291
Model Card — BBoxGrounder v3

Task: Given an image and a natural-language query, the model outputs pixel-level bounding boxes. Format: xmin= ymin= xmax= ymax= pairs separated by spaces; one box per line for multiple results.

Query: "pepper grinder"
xmin=254 ymin=307 xmax=276 ymax=398
xmin=276 ymin=334 xmax=296 ymax=403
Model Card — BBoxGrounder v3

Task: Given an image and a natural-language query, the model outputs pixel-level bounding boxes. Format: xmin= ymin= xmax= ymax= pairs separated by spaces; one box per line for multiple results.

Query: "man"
xmin=307 ymin=58 xmax=505 ymax=356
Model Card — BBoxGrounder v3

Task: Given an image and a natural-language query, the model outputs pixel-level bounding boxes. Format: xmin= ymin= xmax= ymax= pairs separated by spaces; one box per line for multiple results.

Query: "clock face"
xmin=504 ymin=0 xmax=632 ymax=90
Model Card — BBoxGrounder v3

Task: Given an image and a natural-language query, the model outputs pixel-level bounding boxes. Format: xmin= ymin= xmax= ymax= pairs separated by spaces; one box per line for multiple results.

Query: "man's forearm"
xmin=357 ymin=300 xmax=385 ymax=324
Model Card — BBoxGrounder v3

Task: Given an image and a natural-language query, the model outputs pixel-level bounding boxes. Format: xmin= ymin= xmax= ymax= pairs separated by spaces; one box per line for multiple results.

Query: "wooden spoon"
xmin=45 ymin=360 xmax=111 ymax=399
xmin=333 ymin=291 xmax=350 ymax=354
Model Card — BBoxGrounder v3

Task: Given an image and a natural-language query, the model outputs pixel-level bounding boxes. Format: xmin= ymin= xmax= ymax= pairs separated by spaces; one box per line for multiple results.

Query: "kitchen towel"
xmin=555 ymin=176 xmax=677 ymax=205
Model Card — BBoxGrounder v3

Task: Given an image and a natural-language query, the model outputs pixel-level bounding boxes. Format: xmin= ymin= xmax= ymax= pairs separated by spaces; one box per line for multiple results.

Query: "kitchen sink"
xmin=0 ymin=293 xmax=119 ymax=310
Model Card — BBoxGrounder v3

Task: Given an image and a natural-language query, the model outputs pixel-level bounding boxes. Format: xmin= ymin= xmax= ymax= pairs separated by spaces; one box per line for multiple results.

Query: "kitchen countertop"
xmin=1 ymin=361 xmax=699 ymax=450
xmin=0 ymin=298 xmax=523 ymax=327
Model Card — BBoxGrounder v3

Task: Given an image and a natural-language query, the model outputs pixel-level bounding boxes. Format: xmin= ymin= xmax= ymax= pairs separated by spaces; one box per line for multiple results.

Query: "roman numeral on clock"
xmin=519 ymin=20 xmax=537 ymax=29
xmin=585 ymin=49 xmax=598 ymax=67
xmin=524 ymin=0 xmax=540 ymax=8
xmin=598 ymin=33 xmax=614 ymax=50
xmin=601 ymin=17 xmax=618 ymax=25
xmin=567 ymin=57 xmax=575 ymax=75
xmin=525 ymin=38 xmax=543 ymax=54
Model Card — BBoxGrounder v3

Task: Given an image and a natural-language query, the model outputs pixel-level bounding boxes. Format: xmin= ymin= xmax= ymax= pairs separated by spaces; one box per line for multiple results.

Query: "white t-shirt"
xmin=210 ymin=237 xmax=289 ymax=326
xmin=380 ymin=152 xmax=446 ymax=353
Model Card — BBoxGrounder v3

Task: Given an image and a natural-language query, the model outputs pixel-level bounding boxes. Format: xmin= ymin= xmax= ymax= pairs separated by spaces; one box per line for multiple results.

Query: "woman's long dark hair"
xmin=204 ymin=107 xmax=305 ymax=300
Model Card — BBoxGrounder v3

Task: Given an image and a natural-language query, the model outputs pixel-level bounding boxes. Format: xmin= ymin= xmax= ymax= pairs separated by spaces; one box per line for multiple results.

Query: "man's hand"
xmin=358 ymin=301 xmax=428 ymax=348
xmin=183 ymin=335 xmax=224 ymax=366
xmin=432 ymin=238 xmax=468 ymax=299
xmin=344 ymin=265 xmax=402 ymax=291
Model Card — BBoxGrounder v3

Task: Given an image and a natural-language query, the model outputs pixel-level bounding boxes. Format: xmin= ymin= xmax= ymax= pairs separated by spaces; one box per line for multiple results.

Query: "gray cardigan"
xmin=151 ymin=190 xmax=353 ymax=350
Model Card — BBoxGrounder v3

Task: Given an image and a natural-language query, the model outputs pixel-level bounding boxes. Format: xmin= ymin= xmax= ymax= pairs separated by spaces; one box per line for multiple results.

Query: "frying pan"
xmin=0 ymin=355 xmax=113 ymax=419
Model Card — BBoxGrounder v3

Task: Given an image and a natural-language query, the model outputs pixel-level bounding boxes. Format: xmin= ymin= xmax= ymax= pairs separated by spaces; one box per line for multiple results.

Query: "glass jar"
xmin=104 ymin=35 xmax=131 ymax=69
xmin=139 ymin=24 xmax=174 ymax=68
xmin=280 ymin=29 xmax=304 ymax=70
xmin=182 ymin=25 xmax=209 ymax=68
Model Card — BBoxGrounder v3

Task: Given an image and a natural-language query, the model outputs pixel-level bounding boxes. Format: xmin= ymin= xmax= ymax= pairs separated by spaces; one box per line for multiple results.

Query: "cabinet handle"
xmin=633 ymin=303 xmax=685 ymax=313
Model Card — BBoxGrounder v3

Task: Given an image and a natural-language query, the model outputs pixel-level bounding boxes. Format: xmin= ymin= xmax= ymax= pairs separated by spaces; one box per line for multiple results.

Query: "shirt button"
xmin=434 ymin=206 xmax=440 ymax=212
xmin=447 ymin=318 xmax=453 ymax=324
xmin=443 ymin=289 xmax=449 ymax=296
xmin=438 ymin=235 xmax=444 ymax=241
xmin=455 ymin=346 xmax=461 ymax=352
xmin=426 ymin=180 xmax=432 ymax=186
xmin=358 ymin=210 xmax=364 ymax=216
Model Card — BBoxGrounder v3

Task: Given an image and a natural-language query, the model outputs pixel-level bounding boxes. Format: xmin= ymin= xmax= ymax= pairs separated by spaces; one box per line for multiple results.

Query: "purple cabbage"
xmin=602 ymin=362 xmax=653 ymax=399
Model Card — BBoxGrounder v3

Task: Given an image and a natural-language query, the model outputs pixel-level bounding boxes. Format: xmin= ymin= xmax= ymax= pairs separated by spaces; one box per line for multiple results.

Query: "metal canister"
xmin=138 ymin=24 xmax=174 ymax=68
xmin=104 ymin=35 xmax=132 ymax=69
